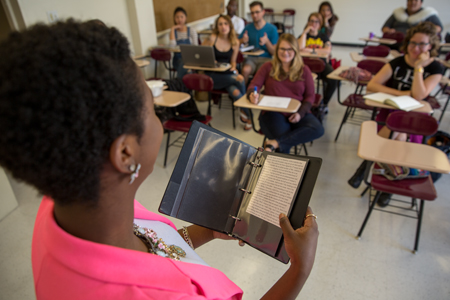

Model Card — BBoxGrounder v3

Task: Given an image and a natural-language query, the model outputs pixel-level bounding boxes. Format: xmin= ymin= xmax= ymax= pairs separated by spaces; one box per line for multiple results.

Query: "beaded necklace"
xmin=133 ymin=223 xmax=186 ymax=260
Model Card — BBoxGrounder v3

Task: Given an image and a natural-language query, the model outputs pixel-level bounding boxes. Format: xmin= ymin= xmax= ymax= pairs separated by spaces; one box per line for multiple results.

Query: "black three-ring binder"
xmin=159 ymin=121 xmax=322 ymax=263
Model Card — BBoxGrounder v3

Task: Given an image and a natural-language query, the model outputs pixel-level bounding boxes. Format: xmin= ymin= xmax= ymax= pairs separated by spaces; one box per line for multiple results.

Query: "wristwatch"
xmin=415 ymin=67 xmax=424 ymax=74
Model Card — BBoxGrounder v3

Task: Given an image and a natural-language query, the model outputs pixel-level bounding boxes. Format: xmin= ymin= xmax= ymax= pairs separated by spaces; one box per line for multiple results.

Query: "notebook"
xmin=180 ymin=44 xmax=230 ymax=68
xmin=363 ymin=92 xmax=424 ymax=111
xmin=159 ymin=121 xmax=322 ymax=263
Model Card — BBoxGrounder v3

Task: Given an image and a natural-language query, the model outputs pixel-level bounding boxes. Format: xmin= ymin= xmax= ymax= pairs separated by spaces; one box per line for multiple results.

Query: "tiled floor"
xmin=1 ymin=46 xmax=450 ymax=300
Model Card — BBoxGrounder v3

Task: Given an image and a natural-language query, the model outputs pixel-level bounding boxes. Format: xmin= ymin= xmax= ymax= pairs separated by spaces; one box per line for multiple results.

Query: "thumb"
xmin=245 ymin=30 xmax=248 ymax=35
xmin=279 ymin=213 xmax=295 ymax=239
xmin=264 ymin=32 xmax=268 ymax=37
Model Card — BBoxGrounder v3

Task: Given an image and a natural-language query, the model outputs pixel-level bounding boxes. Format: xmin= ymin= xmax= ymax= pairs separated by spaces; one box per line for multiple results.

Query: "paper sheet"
xmin=247 ymin=155 xmax=306 ymax=227
xmin=258 ymin=96 xmax=291 ymax=109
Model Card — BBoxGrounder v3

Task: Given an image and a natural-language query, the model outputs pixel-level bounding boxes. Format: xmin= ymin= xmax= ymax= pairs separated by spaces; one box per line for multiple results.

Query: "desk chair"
xmin=264 ymin=8 xmax=275 ymax=23
xmin=356 ymin=111 xmax=440 ymax=253
xmin=382 ymin=32 xmax=405 ymax=45
xmin=183 ymin=73 xmax=214 ymax=116
xmin=303 ymin=57 xmax=326 ymax=98
xmin=334 ymin=59 xmax=385 ymax=142
xmin=282 ymin=9 xmax=296 ymax=35
xmin=150 ymin=48 xmax=176 ymax=80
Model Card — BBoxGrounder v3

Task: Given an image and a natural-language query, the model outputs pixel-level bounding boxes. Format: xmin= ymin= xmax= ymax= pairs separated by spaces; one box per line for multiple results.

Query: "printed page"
xmin=247 ymin=155 xmax=307 ymax=227
xmin=386 ymin=96 xmax=423 ymax=111
xmin=258 ymin=96 xmax=291 ymax=109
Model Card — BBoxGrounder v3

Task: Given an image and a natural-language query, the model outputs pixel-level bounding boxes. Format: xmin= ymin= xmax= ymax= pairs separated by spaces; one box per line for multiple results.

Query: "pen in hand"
xmin=250 ymin=87 xmax=259 ymax=104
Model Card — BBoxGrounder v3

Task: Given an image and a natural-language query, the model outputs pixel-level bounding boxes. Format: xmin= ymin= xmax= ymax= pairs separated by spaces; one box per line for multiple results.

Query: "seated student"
xmin=382 ymin=0 xmax=443 ymax=35
xmin=239 ymin=1 xmax=279 ymax=84
xmin=298 ymin=12 xmax=337 ymax=112
xmin=169 ymin=7 xmax=198 ymax=79
xmin=0 ymin=20 xmax=319 ymax=300
xmin=318 ymin=1 xmax=339 ymax=39
xmin=247 ymin=33 xmax=324 ymax=154
xmin=348 ymin=22 xmax=443 ymax=207
xmin=227 ymin=0 xmax=245 ymax=35
xmin=203 ymin=15 xmax=251 ymax=130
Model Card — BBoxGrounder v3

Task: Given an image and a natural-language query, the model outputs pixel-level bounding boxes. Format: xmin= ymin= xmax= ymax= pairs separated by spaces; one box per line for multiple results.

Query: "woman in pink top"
xmin=248 ymin=33 xmax=324 ymax=153
xmin=0 ymin=20 xmax=318 ymax=299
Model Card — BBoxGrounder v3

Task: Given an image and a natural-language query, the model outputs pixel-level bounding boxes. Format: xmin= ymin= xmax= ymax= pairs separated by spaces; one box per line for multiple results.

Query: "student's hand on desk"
xmin=259 ymin=33 xmax=269 ymax=46
xmin=249 ymin=92 xmax=260 ymax=104
xmin=288 ymin=113 xmax=301 ymax=123
xmin=279 ymin=206 xmax=318 ymax=272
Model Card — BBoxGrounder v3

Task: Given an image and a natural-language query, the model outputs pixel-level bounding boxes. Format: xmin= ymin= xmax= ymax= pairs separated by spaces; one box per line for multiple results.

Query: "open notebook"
xmin=159 ymin=121 xmax=322 ymax=263
xmin=364 ymin=92 xmax=424 ymax=111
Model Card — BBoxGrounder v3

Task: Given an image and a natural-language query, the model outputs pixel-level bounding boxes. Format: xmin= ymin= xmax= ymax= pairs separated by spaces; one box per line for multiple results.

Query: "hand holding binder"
xmin=159 ymin=121 xmax=322 ymax=263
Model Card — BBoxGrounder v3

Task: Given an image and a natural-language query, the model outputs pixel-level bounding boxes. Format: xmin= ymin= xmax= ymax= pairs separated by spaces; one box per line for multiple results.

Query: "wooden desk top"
xmin=350 ymin=50 xmax=401 ymax=63
xmin=234 ymin=95 xmax=300 ymax=113
xmin=242 ymin=49 xmax=265 ymax=56
xmin=358 ymin=121 xmax=450 ymax=174
xmin=184 ymin=64 xmax=231 ymax=72
xmin=437 ymin=58 xmax=450 ymax=69
xmin=359 ymin=37 xmax=397 ymax=45
xmin=364 ymin=99 xmax=433 ymax=113
xmin=153 ymin=91 xmax=190 ymax=107
xmin=134 ymin=59 xmax=150 ymax=68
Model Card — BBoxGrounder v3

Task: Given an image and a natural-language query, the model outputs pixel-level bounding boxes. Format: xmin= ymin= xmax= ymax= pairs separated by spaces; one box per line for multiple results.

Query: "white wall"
xmin=241 ymin=0 xmax=450 ymax=44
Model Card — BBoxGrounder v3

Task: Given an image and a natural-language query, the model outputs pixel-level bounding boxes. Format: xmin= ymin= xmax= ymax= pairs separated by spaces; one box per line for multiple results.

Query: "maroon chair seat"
xmin=162 ymin=115 xmax=212 ymax=167
xmin=382 ymin=32 xmax=405 ymax=44
xmin=362 ymin=45 xmax=390 ymax=57
xmin=303 ymin=57 xmax=326 ymax=98
xmin=357 ymin=111 xmax=440 ymax=253
xmin=282 ymin=9 xmax=296 ymax=34
xmin=342 ymin=94 xmax=373 ymax=110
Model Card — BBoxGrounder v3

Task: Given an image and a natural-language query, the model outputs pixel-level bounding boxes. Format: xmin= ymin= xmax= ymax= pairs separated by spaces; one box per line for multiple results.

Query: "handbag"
xmin=372 ymin=163 xmax=429 ymax=181
xmin=338 ymin=67 xmax=372 ymax=84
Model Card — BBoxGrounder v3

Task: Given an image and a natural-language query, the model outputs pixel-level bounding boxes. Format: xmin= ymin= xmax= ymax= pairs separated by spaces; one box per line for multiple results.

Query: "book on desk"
xmin=159 ymin=121 xmax=322 ymax=263
xmin=364 ymin=92 xmax=424 ymax=111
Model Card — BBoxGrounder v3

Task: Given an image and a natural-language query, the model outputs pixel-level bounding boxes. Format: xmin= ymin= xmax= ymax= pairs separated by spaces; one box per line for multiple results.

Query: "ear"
xmin=109 ymin=134 xmax=140 ymax=174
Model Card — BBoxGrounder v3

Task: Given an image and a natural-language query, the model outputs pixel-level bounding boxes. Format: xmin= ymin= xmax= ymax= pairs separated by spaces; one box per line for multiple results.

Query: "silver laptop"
xmin=180 ymin=44 xmax=228 ymax=68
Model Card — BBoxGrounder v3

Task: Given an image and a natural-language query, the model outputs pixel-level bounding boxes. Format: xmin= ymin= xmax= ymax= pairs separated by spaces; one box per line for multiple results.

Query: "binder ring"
xmin=249 ymin=162 xmax=261 ymax=167
xmin=229 ymin=215 xmax=241 ymax=221
xmin=239 ymin=188 xmax=251 ymax=194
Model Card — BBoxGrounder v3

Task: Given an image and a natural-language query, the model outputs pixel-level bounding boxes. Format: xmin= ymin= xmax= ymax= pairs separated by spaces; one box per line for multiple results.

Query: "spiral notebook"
xmin=159 ymin=121 xmax=322 ymax=263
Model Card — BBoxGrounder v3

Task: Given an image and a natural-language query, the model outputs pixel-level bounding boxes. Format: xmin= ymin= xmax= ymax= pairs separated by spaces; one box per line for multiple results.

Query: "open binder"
xmin=159 ymin=121 xmax=322 ymax=263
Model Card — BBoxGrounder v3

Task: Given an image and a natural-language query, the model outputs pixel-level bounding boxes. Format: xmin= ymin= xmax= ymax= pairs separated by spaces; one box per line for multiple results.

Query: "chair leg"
xmin=357 ymin=191 xmax=381 ymax=239
xmin=335 ymin=107 xmax=351 ymax=142
xmin=164 ymin=131 xmax=171 ymax=167
xmin=438 ymin=94 xmax=450 ymax=124
xmin=302 ymin=143 xmax=308 ymax=156
xmin=413 ymin=200 xmax=425 ymax=254
xmin=231 ymin=98 xmax=236 ymax=129
xmin=294 ymin=145 xmax=298 ymax=155
xmin=207 ymin=92 xmax=212 ymax=116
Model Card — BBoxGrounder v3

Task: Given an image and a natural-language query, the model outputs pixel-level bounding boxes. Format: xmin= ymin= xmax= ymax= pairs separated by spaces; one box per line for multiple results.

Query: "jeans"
xmin=173 ymin=54 xmax=189 ymax=80
xmin=259 ymin=112 xmax=324 ymax=153
xmin=319 ymin=63 xmax=338 ymax=106
xmin=205 ymin=71 xmax=249 ymax=115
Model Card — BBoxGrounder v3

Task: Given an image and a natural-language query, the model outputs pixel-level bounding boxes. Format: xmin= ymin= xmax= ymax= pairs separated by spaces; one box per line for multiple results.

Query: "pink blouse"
xmin=32 ymin=196 xmax=243 ymax=299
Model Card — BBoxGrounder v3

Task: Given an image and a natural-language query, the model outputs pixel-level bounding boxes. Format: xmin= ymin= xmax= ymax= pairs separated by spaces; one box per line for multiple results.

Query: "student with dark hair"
xmin=227 ymin=0 xmax=245 ymax=35
xmin=239 ymin=1 xmax=279 ymax=84
xmin=382 ymin=0 xmax=443 ymax=35
xmin=318 ymin=1 xmax=339 ymax=38
xmin=0 ymin=19 xmax=319 ymax=300
xmin=348 ymin=22 xmax=443 ymax=206
xmin=169 ymin=6 xmax=198 ymax=78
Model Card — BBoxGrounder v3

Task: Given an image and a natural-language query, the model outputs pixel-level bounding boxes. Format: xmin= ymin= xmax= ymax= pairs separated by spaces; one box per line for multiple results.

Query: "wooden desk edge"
xmin=358 ymin=121 xmax=450 ymax=174
xmin=153 ymin=91 xmax=190 ymax=107
xmin=364 ymin=99 xmax=433 ymax=114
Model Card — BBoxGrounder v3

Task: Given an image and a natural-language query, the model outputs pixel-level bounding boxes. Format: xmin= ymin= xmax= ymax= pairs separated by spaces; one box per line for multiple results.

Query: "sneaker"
xmin=244 ymin=122 xmax=252 ymax=131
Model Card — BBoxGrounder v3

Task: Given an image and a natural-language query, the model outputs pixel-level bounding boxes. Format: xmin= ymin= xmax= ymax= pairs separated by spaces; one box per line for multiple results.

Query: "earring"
xmin=129 ymin=163 xmax=141 ymax=184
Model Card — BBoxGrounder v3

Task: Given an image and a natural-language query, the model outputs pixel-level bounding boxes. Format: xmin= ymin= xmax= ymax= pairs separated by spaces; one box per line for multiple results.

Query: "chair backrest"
xmin=363 ymin=45 xmax=390 ymax=57
xmin=182 ymin=73 xmax=214 ymax=92
xmin=264 ymin=8 xmax=274 ymax=13
xmin=283 ymin=9 xmax=295 ymax=15
xmin=303 ymin=57 xmax=326 ymax=74
xmin=357 ymin=60 xmax=385 ymax=75
xmin=382 ymin=32 xmax=405 ymax=44
xmin=386 ymin=111 xmax=438 ymax=137
xmin=150 ymin=48 xmax=171 ymax=61
xmin=236 ymin=51 xmax=244 ymax=64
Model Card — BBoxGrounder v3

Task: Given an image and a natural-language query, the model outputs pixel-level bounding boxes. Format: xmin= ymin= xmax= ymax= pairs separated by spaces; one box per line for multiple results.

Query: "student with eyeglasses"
xmin=247 ymin=34 xmax=324 ymax=153
xmin=348 ymin=22 xmax=443 ymax=207
xmin=298 ymin=12 xmax=337 ymax=112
